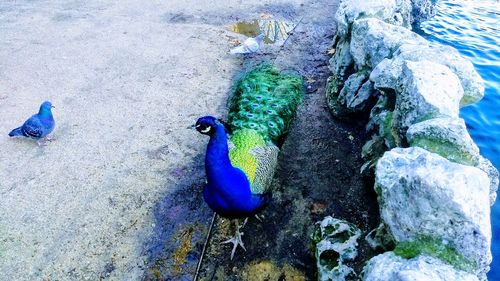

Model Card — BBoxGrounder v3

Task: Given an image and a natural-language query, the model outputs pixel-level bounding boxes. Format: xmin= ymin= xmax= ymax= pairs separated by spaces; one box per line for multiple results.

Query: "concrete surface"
xmin=0 ymin=0 xmax=379 ymax=280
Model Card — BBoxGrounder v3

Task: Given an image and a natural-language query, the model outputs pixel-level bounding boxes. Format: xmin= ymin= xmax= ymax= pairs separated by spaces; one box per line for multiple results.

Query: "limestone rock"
xmin=365 ymin=223 xmax=395 ymax=251
xmin=366 ymin=95 xmax=398 ymax=148
xmin=329 ymin=38 xmax=354 ymax=82
xmin=350 ymin=18 xmax=427 ymax=69
xmin=375 ymin=147 xmax=491 ymax=274
xmin=311 ymin=216 xmax=362 ymax=281
xmin=406 ymin=117 xmax=480 ymax=166
xmin=370 ymin=43 xmax=484 ymax=106
xmin=335 ymin=0 xmax=416 ymax=38
xmin=406 ymin=119 xmax=498 ymax=205
xmin=347 ymin=80 xmax=377 ymax=112
xmin=410 ymin=0 xmax=437 ymax=23
xmin=362 ymin=252 xmax=480 ymax=281
xmin=394 ymin=60 xmax=463 ymax=136
xmin=336 ymin=0 xmax=397 ymax=37
xmin=370 ymin=57 xmax=404 ymax=91
xmin=478 ymin=156 xmax=499 ymax=206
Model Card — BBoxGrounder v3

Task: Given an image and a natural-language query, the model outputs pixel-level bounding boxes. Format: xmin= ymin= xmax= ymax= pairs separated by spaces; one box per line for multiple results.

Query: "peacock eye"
xmin=266 ymin=109 xmax=273 ymax=114
xmin=252 ymin=103 xmax=259 ymax=108
xmin=255 ymin=95 xmax=263 ymax=100
xmin=268 ymin=122 xmax=275 ymax=127
xmin=271 ymin=103 xmax=278 ymax=108
xmin=200 ymin=126 xmax=211 ymax=133
xmin=246 ymin=113 xmax=254 ymax=118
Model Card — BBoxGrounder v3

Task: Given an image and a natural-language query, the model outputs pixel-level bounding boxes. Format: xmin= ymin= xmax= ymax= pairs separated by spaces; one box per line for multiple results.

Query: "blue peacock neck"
xmin=205 ymin=125 xmax=232 ymax=179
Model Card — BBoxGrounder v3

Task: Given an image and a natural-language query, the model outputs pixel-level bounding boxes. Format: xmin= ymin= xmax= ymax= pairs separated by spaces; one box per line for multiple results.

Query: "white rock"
xmin=362 ymin=252 xmax=480 ymax=281
xmin=350 ymin=18 xmax=427 ymax=69
xmin=335 ymin=0 xmax=415 ymax=38
xmin=370 ymin=43 xmax=484 ymax=106
xmin=406 ymin=117 xmax=480 ymax=166
xmin=410 ymin=0 xmax=437 ymax=23
xmin=375 ymin=147 xmax=491 ymax=274
xmin=336 ymin=0 xmax=395 ymax=37
xmin=313 ymin=216 xmax=362 ymax=281
xmin=347 ymin=80 xmax=377 ymax=112
xmin=336 ymin=71 xmax=367 ymax=108
xmin=328 ymin=38 xmax=354 ymax=81
xmin=478 ymin=156 xmax=499 ymax=206
xmin=394 ymin=60 xmax=463 ymax=135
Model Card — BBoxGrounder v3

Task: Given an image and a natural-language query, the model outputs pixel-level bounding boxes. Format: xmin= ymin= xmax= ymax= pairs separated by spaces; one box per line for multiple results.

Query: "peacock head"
xmin=195 ymin=116 xmax=232 ymax=136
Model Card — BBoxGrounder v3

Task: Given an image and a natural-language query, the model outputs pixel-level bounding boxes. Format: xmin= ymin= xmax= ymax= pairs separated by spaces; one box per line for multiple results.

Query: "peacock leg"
xmin=221 ymin=219 xmax=247 ymax=260
xmin=254 ymin=214 xmax=263 ymax=222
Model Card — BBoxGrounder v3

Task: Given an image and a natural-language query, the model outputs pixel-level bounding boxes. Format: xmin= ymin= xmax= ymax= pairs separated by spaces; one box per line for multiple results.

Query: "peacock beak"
xmin=187 ymin=124 xmax=196 ymax=129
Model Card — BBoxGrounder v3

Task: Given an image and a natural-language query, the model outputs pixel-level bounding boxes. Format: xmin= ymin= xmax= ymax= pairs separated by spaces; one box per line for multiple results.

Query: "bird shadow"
xmin=141 ymin=154 xmax=213 ymax=281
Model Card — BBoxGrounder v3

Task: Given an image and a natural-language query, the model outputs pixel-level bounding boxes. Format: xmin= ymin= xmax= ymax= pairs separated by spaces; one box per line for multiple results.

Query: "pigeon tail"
xmin=230 ymin=45 xmax=249 ymax=54
xmin=8 ymin=127 xmax=23 ymax=137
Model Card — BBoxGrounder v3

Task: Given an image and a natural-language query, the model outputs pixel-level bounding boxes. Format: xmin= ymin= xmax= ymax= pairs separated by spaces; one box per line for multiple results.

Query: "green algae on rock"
xmin=394 ymin=236 xmax=477 ymax=273
xmin=312 ymin=216 xmax=362 ymax=281
xmin=362 ymin=251 xmax=480 ymax=281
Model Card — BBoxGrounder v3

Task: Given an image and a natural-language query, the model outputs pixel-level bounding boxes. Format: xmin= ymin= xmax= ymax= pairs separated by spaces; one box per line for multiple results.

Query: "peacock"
xmin=194 ymin=64 xmax=304 ymax=259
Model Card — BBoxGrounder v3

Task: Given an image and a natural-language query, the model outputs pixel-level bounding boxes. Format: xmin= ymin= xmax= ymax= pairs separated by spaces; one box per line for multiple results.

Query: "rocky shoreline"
xmin=315 ymin=0 xmax=499 ymax=280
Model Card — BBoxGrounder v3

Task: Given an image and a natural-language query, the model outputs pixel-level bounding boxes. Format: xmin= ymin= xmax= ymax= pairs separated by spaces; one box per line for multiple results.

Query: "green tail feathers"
xmin=228 ymin=64 xmax=304 ymax=144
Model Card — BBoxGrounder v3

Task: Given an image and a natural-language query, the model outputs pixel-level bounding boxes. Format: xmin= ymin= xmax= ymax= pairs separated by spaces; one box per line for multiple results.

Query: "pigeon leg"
xmin=36 ymin=139 xmax=47 ymax=146
xmin=221 ymin=219 xmax=247 ymax=260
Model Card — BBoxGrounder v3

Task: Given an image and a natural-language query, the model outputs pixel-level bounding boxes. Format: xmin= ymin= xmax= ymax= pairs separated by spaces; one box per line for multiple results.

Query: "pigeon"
xmin=230 ymin=33 xmax=265 ymax=54
xmin=9 ymin=101 xmax=55 ymax=145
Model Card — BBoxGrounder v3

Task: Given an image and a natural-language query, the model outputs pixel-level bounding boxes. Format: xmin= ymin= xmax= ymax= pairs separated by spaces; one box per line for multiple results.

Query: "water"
xmin=231 ymin=18 xmax=296 ymax=45
xmin=418 ymin=0 xmax=500 ymax=278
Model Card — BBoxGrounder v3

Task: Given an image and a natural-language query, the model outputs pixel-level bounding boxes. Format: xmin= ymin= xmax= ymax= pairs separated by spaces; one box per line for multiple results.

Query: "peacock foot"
xmin=221 ymin=220 xmax=247 ymax=260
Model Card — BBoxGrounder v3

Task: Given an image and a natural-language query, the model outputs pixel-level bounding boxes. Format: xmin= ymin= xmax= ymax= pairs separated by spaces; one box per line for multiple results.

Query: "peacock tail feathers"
xmin=227 ymin=63 xmax=304 ymax=144
xmin=225 ymin=64 xmax=303 ymax=194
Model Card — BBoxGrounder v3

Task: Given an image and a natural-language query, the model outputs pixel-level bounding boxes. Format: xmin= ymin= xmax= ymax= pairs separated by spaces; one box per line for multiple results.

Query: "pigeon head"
xmin=195 ymin=116 xmax=231 ymax=136
xmin=39 ymin=101 xmax=54 ymax=115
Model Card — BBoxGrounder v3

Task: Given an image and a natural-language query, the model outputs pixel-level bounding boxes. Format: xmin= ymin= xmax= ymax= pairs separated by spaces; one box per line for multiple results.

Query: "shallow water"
xmin=231 ymin=18 xmax=296 ymax=45
xmin=418 ymin=0 xmax=500 ymax=278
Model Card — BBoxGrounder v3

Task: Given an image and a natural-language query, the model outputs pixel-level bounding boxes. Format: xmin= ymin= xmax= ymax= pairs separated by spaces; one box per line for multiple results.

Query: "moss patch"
xmin=240 ymin=260 xmax=306 ymax=281
xmin=394 ymin=236 xmax=477 ymax=272
xmin=410 ymin=137 xmax=478 ymax=166
xmin=171 ymin=226 xmax=194 ymax=274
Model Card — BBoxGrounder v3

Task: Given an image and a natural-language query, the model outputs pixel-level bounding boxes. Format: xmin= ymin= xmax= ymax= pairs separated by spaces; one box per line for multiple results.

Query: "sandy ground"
xmin=0 ymin=0 xmax=304 ymax=280
xmin=0 ymin=0 xmax=381 ymax=280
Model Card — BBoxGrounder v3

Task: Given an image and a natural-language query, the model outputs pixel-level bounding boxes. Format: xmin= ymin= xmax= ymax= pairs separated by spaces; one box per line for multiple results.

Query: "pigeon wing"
xmin=21 ymin=116 xmax=44 ymax=138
